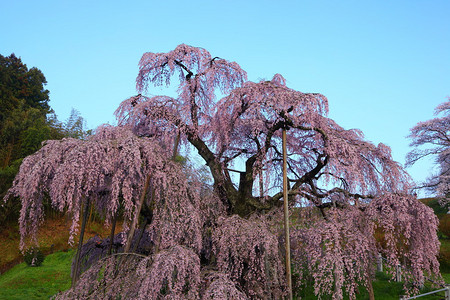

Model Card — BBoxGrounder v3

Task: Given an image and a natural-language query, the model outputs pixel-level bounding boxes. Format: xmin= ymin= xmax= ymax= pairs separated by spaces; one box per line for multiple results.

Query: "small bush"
xmin=24 ymin=248 xmax=45 ymax=267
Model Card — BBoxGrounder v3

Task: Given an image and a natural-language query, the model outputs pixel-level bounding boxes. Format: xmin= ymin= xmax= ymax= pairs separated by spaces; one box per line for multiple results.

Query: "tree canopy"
xmin=407 ymin=98 xmax=450 ymax=201
xmin=0 ymin=53 xmax=53 ymax=169
xmin=5 ymin=45 xmax=442 ymax=299
xmin=0 ymin=53 xmax=50 ymax=116
xmin=116 ymin=45 xmax=412 ymax=217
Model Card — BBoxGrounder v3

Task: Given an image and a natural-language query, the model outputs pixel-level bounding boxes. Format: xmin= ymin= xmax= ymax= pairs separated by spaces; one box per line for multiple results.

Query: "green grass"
xmin=295 ymin=272 xmax=401 ymax=299
xmin=295 ymin=271 xmax=449 ymax=300
xmin=0 ymin=250 xmax=74 ymax=300
xmin=0 ymin=250 xmax=449 ymax=300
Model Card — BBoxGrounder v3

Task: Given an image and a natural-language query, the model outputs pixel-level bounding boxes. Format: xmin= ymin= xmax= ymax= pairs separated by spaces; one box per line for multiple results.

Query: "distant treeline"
xmin=0 ymin=53 xmax=88 ymax=223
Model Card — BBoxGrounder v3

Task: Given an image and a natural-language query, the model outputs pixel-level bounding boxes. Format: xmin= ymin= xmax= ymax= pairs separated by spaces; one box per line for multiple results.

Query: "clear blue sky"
xmin=1 ymin=0 xmax=449 ymax=194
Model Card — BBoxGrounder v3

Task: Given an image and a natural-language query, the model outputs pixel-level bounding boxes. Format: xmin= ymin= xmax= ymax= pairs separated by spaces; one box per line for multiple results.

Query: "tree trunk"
xmin=86 ymin=201 xmax=94 ymax=230
xmin=172 ymin=131 xmax=181 ymax=160
xmin=108 ymin=213 xmax=117 ymax=255
xmin=2 ymin=142 xmax=14 ymax=168
xmin=367 ymin=276 xmax=375 ymax=300
xmin=259 ymin=170 xmax=264 ymax=197
xmin=124 ymin=174 xmax=151 ymax=253
xmin=72 ymin=198 xmax=90 ymax=286
xmin=366 ymin=262 xmax=375 ymax=300
xmin=132 ymin=217 xmax=149 ymax=253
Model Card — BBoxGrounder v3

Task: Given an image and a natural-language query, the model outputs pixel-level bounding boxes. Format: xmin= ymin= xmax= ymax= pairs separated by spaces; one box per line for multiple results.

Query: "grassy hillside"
xmin=0 ymin=251 xmax=74 ymax=300
xmin=0 ymin=213 xmax=122 ymax=275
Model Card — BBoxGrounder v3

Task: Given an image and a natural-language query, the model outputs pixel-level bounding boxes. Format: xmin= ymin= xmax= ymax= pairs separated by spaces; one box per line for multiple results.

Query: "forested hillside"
xmin=0 ymin=54 xmax=87 ymax=224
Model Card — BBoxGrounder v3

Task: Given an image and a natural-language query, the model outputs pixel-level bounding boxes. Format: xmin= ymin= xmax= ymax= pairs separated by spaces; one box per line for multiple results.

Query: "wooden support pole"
xmin=72 ymin=198 xmax=91 ymax=286
xmin=283 ymin=129 xmax=293 ymax=300
xmin=108 ymin=213 xmax=117 ymax=256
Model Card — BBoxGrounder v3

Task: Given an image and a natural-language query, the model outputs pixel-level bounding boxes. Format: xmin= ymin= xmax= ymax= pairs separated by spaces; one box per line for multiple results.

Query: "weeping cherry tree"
xmin=4 ymin=45 xmax=442 ymax=299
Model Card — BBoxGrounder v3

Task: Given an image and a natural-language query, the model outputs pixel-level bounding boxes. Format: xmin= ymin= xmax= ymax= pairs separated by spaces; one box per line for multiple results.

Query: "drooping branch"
xmin=272 ymin=153 xmax=329 ymax=202
xmin=174 ymin=60 xmax=194 ymax=80
xmin=237 ymin=120 xmax=287 ymax=198
xmin=223 ymin=148 xmax=248 ymax=164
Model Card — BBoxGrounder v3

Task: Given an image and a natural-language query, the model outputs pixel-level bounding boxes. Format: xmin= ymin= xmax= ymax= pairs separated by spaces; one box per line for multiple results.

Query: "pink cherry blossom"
xmin=6 ymin=45 xmax=442 ymax=299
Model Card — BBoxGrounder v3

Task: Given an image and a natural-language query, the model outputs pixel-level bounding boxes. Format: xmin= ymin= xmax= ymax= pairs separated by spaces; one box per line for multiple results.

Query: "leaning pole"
xmin=282 ymin=128 xmax=293 ymax=300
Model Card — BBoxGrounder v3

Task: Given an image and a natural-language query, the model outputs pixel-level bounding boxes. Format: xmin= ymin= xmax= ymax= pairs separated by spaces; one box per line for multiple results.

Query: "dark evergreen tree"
xmin=0 ymin=53 xmax=87 ymax=223
xmin=0 ymin=53 xmax=52 ymax=167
